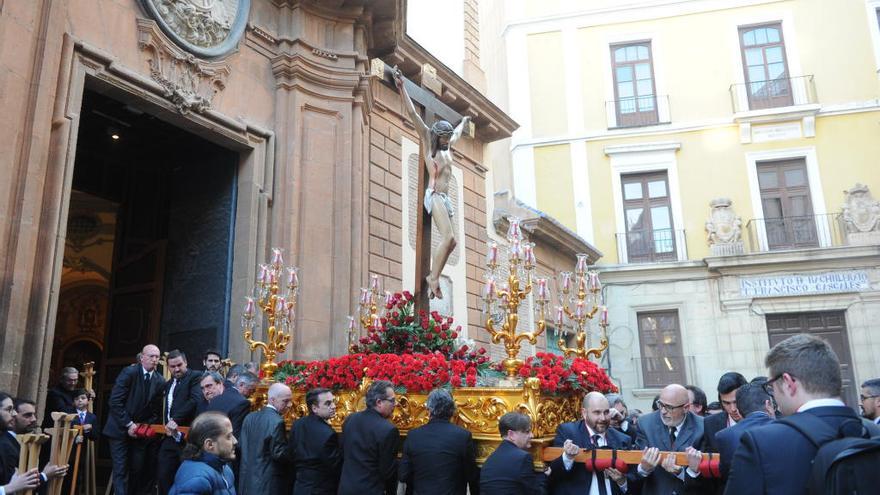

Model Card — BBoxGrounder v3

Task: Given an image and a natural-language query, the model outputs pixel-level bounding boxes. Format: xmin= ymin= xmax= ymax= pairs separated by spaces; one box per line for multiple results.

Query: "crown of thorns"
xmin=431 ymin=121 xmax=454 ymax=136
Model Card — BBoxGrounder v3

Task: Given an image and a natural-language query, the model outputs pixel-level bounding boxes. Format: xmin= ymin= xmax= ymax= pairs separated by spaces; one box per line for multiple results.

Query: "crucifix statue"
xmin=393 ymin=67 xmax=471 ymax=300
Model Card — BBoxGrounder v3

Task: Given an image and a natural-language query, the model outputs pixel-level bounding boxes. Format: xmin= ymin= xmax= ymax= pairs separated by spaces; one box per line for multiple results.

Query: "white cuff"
xmin=562 ymin=455 xmax=574 ymax=471
xmin=686 ymin=467 xmax=700 ymax=478
xmin=637 ymin=465 xmax=652 ymax=477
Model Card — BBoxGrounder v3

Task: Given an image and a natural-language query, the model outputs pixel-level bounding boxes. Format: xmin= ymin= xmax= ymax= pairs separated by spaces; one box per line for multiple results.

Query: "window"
xmin=757 ymin=159 xmax=818 ymax=250
xmin=611 ymin=42 xmax=658 ymax=127
xmin=637 ymin=310 xmax=686 ymax=388
xmin=739 ymin=23 xmax=792 ymax=109
xmin=620 ymin=172 xmax=676 ymax=262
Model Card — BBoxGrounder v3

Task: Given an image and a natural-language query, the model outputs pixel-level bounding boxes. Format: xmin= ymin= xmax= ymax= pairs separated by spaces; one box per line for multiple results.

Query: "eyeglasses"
xmin=380 ymin=397 xmax=396 ymax=404
xmin=762 ymin=373 xmax=787 ymax=397
xmin=655 ymin=400 xmax=689 ymax=412
xmin=860 ymin=394 xmax=879 ymax=402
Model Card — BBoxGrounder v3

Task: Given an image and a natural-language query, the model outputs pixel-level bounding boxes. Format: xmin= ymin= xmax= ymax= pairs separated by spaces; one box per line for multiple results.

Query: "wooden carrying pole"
xmin=69 ymin=426 xmax=84 ymax=495
xmin=81 ymin=361 xmax=96 ymax=495
xmin=48 ymin=413 xmax=78 ymax=495
xmin=542 ymin=447 xmax=713 ymax=466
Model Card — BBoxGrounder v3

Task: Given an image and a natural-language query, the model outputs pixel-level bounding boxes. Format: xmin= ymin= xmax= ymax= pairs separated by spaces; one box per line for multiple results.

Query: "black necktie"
xmin=143 ymin=373 xmax=151 ymax=407
xmin=592 ymin=434 xmax=609 ymax=495
xmin=669 ymin=426 xmax=677 ymax=449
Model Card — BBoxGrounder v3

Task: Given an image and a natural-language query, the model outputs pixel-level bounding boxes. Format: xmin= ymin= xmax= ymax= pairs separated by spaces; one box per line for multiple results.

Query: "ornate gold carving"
xmin=137 ymin=19 xmax=231 ymax=114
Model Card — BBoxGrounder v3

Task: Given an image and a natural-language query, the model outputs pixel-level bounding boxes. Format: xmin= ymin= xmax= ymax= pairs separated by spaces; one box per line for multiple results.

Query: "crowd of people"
xmin=2 ymin=332 xmax=880 ymax=494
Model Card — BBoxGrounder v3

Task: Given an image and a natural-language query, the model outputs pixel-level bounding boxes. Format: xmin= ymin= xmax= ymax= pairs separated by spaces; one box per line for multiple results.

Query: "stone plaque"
xmin=140 ymin=0 xmax=251 ymax=58
xmin=740 ymin=271 xmax=870 ymax=298
xmin=751 ymin=121 xmax=802 ymax=143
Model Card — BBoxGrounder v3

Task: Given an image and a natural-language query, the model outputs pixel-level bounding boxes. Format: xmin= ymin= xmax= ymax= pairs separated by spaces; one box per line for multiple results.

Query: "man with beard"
xmin=202 ymin=351 xmax=223 ymax=374
xmin=239 ymin=383 xmax=292 ymax=495
xmin=0 ymin=392 xmax=41 ymax=495
xmin=634 ymin=384 xmax=704 ymax=495
xmin=168 ymin=412 xmax=237 ymax=495
xmin=104 ymin=344 xmax=165 ymax=495
xmin=154 ymin=350 xmax=204 ymax=495
xmin=288 ymin=387 xmax=342 ymax=494
xmin=548 ymin=392 xmax=634 ymax=495
xmin=13 ymin=399 xmax=68 ymax=487
xmin=41 ymin=368 xmax=90 ymax=429
xmin=860 ymin=378 xmax=880 ymax=425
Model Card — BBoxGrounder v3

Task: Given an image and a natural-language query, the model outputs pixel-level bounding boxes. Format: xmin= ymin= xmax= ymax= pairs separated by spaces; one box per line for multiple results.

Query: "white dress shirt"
xmin=562 ymin=424 xmax=627 ymax=494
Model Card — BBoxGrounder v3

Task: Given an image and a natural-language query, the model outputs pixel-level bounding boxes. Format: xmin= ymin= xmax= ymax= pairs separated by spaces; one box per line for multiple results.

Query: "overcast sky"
xmin=407 ymin=0 xmax=465 ymax=75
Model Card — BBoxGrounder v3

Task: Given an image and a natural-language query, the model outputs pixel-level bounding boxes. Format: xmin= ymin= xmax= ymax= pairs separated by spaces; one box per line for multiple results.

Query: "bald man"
xmin=239 ymin=383 xmax=293 ymax=495
xmin=634 ymin=384 xmax=705 ymax=495
xmin=104 ymin=344 xmax=166 ymax=495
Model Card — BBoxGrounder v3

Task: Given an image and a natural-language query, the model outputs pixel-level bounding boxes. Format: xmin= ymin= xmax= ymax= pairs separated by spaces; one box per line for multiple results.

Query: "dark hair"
xmin=685 ymin=385 xmax=708 ymax=415
xmin=765 ymin=334 xmax=842 ymax=397
xmin=72 ymin=388 xmax=89 ymax=399
xmin=167 ymin=349 xmax=187 ymax=362
xmin=735 ymin=382 xmax=771 ymax=417
xmin=201 ymin=371 xmax=224 ymax=385
xmin=13 ymin=398 xmax=35 ymax=410
xmin=706 ymin=401 xmax=722 ymax=412
xmin=226 ymin=364 xmax=246 ymax=381
xmin=651 ymin=394 xmax=660 ymax=411
xmin=717 ymin=372 xmax=748 ymax=399
xmin=499 ymin=412 xmax=531 ymax=437
xmin=306 ymin=388 xmax=332 ymax=413
xmin=234 ymin=372 xmax=258 ymax=389
xmin=430 ymin=120 xmax=454 ymax=157
xmin=366 ymin=380 xmax=393 ymax=410
xmin=181 ymin=412 xmax=229 ymax=460
xmin=861 ymin=378 xmax=880 ymax=396
xmin=425 ymin=389 xmax=456 ymax=420
xmin=0 ymin=392 xmax=12 ymax=405
xmin=203 ymin=350 xmax=222 ymax=361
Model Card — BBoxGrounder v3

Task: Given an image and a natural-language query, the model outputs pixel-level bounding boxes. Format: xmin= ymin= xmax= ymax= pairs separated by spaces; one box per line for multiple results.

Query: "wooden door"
xmin=757 ymin=159 xmax=818 ymax=250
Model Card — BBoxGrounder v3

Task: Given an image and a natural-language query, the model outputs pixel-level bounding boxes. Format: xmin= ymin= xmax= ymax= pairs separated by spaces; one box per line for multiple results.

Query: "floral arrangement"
xmin=512 ymin=352 xmax=618 ymax=394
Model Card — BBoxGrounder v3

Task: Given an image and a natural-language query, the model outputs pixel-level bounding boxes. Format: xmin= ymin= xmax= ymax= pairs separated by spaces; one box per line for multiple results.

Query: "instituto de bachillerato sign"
xmin=740 ymin=271 xmax=870 ymax=297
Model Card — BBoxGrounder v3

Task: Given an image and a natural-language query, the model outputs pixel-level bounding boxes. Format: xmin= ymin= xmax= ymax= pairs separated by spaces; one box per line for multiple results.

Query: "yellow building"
xmin=480 ymin=0 xmax=880 ymax=409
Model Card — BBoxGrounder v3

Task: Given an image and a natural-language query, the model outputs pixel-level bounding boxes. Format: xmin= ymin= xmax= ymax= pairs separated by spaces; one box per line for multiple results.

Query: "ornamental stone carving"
xmin=842 ymin=183 xmax=880 ymax=246
xmin=705 ymin=197 xmax=744 ymax=256
xmin=137 ymin=19 xmax=231 ymax=114
xmin=139 ymin=0 xmax=250 ymax=58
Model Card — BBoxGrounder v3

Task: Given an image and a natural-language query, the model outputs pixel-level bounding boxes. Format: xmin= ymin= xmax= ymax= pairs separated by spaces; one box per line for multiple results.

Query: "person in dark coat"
xmin=288 ymin=387 xmax=342 ymax=494
xmin=548 ymin=392 xmax=636 ymax=495
xmin=724 ymin=334 xmax=865 ymax=495
xmin=104 ymin=345 xmax=165 ymax=495
xmin=701 ymin=372 xmax=747 ymax=454
xmin=195 ymin=372 xmax=250 ymax=441
xmin=169 ymin=412 xmax=237 ymax=495
xmin=479 ymin=412 xmax=544 ymax=495
xmin=62 ymin=389 xmax=100 ymax=495
xmin=714 ymin=381 xmax=775 ymax=480
xmin=338 ymin=380 xmax=400 ymax=495
xmin=607 ymin=394 xmax=638 ymax=444
xmin=154 ymin=350 xmax=204 ymax=495
xmin=41 ymin=367 xmax=83 ymax=429
xmin=0 ymin=392 xmax=41 ymax=494
xmin=238 ymin=383 xmax=292 ymax=495
xmin=399 ymin=388 xmax=479 ymax=495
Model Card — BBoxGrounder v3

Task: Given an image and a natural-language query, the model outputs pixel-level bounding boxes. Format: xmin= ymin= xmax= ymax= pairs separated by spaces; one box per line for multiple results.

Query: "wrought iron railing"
xmin=745 ymin=213 xmax=846 ymax=252
xmin=606 ymin=94 xmax=670 ymax=128
xmin=729 ymin=75 xmax=816 ymax=112
xmin=615 ymin=228 xmax=686 ymax=264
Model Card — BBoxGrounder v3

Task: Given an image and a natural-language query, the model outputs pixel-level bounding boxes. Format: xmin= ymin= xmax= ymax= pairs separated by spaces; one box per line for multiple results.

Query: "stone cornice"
xmin=705 ymin=245 xmax=880 ymax=274
xmin=493 ymin=209 xmax=602 ymax=263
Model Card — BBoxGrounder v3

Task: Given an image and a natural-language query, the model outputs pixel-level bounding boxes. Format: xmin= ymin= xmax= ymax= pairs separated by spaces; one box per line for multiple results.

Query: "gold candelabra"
xmin=555 ymin=253 xmax=609 ymax=359
xmin=348 ymin=274 xmax=391 ymax=353
xmin=483 ymin=217 xmax=551 ymax=379
xmin=241 ymin=247 xmax=299 ymax=380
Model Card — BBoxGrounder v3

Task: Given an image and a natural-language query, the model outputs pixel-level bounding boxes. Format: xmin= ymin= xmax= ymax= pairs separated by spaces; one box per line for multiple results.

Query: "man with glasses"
xmin=480 ymin=412 xmax=545 ymax=494
xmin=339 ymin=380 xmax=400 ymax=495
xmin=860 ymin=378 xmax=880 ymax=425
xmin=634 ymin=384 xmax=704 ymax=495
xmin=724 ymin=334 xmax=867 ymax=494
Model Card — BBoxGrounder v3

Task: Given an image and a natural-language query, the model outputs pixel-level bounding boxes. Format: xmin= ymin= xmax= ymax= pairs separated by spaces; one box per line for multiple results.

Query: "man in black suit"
xmin=288 ymin=387 xmax=342 ymax=494
xmin=195 ymin=372 xmax=250 ymax=441
xmin=41 ymin=368 xmax=84 ymax=429
xmin=399 ymin=388 xmax=479 ymax=494
xmin=714 ymin=381 xmax=774 ymax=480
xmin=634 ymin=384 xmax=704 ymax=495
xmin=548 ymin=392 xmax=635 ymax=495
xmin=153 ymin=350 xmax=203 ymax=495
xmin=1 ymin=391 xmax=41 ymax=494
xmin=339 ymin=380 xmax=399 ymax=495
xmin=239 ymin=383 xmax=292 ymax=495
xmin=724 ymin=334 xmax=867 ymax=494
xmin=104 ymin=344 xmax=165 ymax=495
xmin=480 ymin=412 xmax=544 ymax=494
xmin=700 ymin=372 xmax=746 ymax=454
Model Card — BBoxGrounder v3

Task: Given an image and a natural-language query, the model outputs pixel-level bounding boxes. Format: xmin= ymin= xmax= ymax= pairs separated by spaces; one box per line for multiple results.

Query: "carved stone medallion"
xmin=140 ymin=0 xmax=250 ymax=58
xmin=705 ymin=197 xmax=744 ymax=255
xmin=842 ymin=183 xmax=880 ymax=245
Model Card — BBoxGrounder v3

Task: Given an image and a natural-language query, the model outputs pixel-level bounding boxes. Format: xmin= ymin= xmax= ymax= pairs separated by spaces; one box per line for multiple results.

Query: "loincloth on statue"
xmin=424 ymin=187 xmax=454 ymax=217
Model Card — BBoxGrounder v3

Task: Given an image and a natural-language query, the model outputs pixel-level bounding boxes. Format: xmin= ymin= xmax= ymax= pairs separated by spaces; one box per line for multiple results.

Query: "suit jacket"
xmin=155 ymin=369 xmax=203 ymax=429
xmin=196 ymin=387 xmax=250 ymax=440
xmin=338 ymin=408 xmax=400 ymax=495
xmin=548 ymin=421 xmax=635 ymax=495
xmin=72 ymin=410 xmax=101 ymax=441
xmin=42 ymin=386 xmax=78 ymax=429
xmin=479 ymin=440 xmax=544 ymax=495
xmin=238 ymin=406 xmax=290 ymax=495
xmin=0 ymin=431 xmax=20 ymax=485
xmin=288 ymin=413 xmax=342 ymax=495
xmin=635 ymin=410 xmax=704 ymax=495
xmin=399 ymin=418 xmax=479 ymax=495
xmin=715 ymin=411 xmax=772 ymax=479
xmin=724 ymin=405 xmax=861 ymax=495
xmin=701 ymin=411 xmax=730 ymax=453
xmin=103 ymin=365 xmax=166 ymax=440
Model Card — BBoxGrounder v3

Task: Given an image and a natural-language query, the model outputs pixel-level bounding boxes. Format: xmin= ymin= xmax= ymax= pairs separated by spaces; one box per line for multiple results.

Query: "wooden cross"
xmin=378 ymin=64 xmax=464 ymax=314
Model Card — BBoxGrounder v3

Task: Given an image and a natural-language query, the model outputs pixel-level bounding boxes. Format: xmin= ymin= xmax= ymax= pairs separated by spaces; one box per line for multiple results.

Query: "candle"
xmin=575 ymin=253 xmax=588 ymax=275
xmin=348 ymin=315 xmax=357 ymax=331
xmin=600 ymin=305 xmax=609 ymax=326
xmin=258 ymin=264 xmax=269 ymax=284
xmin=271 ymin=247 xmax=284 ymax=266
xmin=535 ymin=278 xmax=547 ymax=301
xmin=507 ymin=216 xmax=521 ymax=240
xmin=286 ymin=304 xmax=296 ymax=323
xmin=287 ymin=267 xmax=299 ymax=288
xmin=383 ymin=291 xmax=393 ymax=308
xmin=510 ymin=240 xmax=521 ymax=262
xmin=369 ymin=273 xmax=380 ymax=291
xmin=242 ymin=297 xmax=255 ymax=319
xmin=575 ymin=300 xmax=585 ymax=319
xmin=525 ymin=242 xmax=537 ymax=266
xmin=487 ymin=241 xmax=498 ymax=266
xmin=555 ymin=306 xmax=564 ymax=326
xmin=359 ymin=288 xmax=370 ymax=306
xmin=483 ymin=278 xmax=497 ymax=301
xmin=274 ymin=296 xmax=287 ymax=314
xmin=370 ymin=313 xmax=381 ymax=330
xmin=589 ymin=271 xmax=601 ymax=291
xmin=560 ymin=272 xmax=572 ymax=293
xmin=577 ymin=275 xmax=587 ymax=294
xmin=268 ymin=268 xmax=278 ymax=286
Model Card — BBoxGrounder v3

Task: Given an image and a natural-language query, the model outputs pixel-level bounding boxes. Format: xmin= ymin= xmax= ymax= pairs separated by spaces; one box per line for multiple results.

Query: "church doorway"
xmin=49 ymin=86 xmax=239 ymax=452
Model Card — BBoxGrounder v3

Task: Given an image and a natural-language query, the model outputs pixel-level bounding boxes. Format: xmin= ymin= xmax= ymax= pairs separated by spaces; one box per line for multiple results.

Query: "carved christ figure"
xmin=394 ymin=68 xmax=471 ymax=299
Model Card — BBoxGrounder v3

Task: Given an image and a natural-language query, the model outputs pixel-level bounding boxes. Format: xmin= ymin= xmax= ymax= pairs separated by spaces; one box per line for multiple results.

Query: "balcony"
xmin=729 ymin=75 xmax=817 ymax=114
xmin=606 ymin=95 xmax=671 ymax=129
xmin=615 ymin=228 xmax=687 ymax=264
xmin=745 ymin=213 xmax=846 ymax=253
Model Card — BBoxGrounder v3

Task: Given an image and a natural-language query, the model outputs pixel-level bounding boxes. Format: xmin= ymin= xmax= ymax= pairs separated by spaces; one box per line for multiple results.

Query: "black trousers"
xmin=108 ymin=437 xmax=157 ymax=495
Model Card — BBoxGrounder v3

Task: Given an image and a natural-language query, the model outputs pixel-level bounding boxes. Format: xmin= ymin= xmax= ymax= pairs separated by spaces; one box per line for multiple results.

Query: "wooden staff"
xmin=16 ymin=434 xmax=32 ymax=474
xmin=81 ymin=362 xmax=96 ymax=495
xmin=541 ymin=446 xmax=712 ymax=466
xmin=69 ymin=426 xmax=84 ymax=495
xmin=48 ymin=413 xmax=77 ymax=495
xmin=27 ymin=435 xmax=50 ymax=495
